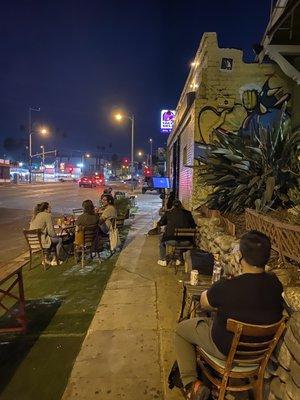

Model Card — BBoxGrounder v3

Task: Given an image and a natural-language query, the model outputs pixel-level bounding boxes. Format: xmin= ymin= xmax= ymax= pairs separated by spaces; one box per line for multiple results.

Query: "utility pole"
xmin=149 ymin=138 xmax=153 ymax=167
xmin=28 ymin=106 xmax=41 ymax=183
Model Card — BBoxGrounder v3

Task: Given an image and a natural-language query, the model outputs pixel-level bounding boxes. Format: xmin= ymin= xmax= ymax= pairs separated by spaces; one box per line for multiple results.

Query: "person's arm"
xmin=200 ymin=280 xmax=226 ymax=311
xmin=46 ymin=213 xmax=56 ymax=237
xmin=200 ymin=290 xmax=216 ymax=311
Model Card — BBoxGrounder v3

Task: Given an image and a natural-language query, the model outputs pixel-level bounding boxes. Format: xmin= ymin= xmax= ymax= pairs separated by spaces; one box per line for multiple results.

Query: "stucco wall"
xmin=167 ymin=32 xmax=293 ymax=209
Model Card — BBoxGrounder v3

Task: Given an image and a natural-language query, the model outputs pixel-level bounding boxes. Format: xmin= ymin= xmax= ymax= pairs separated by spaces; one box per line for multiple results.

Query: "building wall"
xmin=178 ymin=115 xmax=195 ymax=209
xmin=167 ymin=32 xmax=293 ymax=210
xmin=193 ymin=34 xmax=293 ymax=143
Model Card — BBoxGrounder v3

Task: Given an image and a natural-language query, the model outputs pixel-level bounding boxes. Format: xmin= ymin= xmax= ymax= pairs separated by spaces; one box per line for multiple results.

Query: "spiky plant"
xmin=198 ymin=119 xmax=300 ymax=214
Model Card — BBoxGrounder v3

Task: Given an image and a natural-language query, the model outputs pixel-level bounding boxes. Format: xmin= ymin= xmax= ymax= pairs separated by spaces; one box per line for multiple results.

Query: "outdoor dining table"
xmin=178 ymin=274 xmax=212 ymax=322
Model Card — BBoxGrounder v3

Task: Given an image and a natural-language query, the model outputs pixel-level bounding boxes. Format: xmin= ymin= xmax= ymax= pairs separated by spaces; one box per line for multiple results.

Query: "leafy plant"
xmin=114 ymin=197 xmax=130 ymax=217
xmin=197 ymin=118 xmax=300 ymax=214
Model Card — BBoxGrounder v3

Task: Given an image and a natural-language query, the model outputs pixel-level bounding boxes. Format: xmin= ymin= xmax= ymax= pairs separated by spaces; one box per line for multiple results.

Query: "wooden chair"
xmin=72 ymin=208 xmax=83 ymax=219
xmin=74 ymin=225 xmax=100 ymax=267
xmin=23 ymin=229 xmax=47 ymax=270
xmin=197 ymin=317 xmax=287 ymax=400
xmin=166 ymin=228 xmax=196 ymax=274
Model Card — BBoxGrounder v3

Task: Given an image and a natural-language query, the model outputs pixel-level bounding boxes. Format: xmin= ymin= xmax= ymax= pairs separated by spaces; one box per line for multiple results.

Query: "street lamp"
xmin=137 ymin=151 xmax=143 ymax=157
xmin=149 ymin=138 xmax=153 ymax=167
xmin=28 ymin=112 xmax=48 ymax=183
xmin=114 ymin=112 xmax=135 ymax=192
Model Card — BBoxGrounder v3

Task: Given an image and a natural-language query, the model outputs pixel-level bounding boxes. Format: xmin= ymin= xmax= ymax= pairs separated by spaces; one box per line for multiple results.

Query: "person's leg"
xmin=51 ymin=237 xmax=62 ymax=260
xmin=159 ymin=238 xmax=166 ymax=260
xmin=175 ymin=317 xmax=225 ymax=388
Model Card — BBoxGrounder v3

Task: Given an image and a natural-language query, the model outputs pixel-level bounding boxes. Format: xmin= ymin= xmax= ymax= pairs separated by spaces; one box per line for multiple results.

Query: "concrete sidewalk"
xmin=62 ymin=206 xmax=183 ymax=400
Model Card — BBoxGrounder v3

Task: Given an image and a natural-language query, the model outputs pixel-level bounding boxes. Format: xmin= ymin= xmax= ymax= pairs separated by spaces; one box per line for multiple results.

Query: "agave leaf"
xmin=248 ymin=176 xmax=260 ymax=187
xmin=211 ymin=149 xmax=232 ymax=155
xmin=215 ymin=175 xmax=235 ymax=184
xmin=265 ymin=176 xmax=275 ymax=202
xmin=233 ymin=184 xmax=247 ymax=196
xmin=232 ymin=163 xmax=249 ymax=171
xmin=255 ymin=198 xmax=261 ymax=211
xmin=224 ymin=154 xmax=243 ymax=162
xmin=246 ymin=146 xmax=263 ymax=155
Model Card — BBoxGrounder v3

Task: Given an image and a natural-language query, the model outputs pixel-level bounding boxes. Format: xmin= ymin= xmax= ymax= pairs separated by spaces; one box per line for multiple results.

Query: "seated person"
xmin=175 ymin=230 xmax=283 ymax=400
xmin=99 ymin=194 xmax=117 ymax=235
xmin=101 ymin=187 xmax=113 ymax=199
xmin=166 ymin=190 xmax=176 ymax=210
xmin=75 ymin=199 xmax=99 ymax=228
xmin=157 ymin=199 xmax=196 ymax=266
xmin=30 ymin=202 xmax=62 ymax=266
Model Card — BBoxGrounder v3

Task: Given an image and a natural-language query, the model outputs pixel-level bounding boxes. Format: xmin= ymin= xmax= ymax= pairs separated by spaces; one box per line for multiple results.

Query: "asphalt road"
xmin=0 ymin=182 xmax=160 ymax=266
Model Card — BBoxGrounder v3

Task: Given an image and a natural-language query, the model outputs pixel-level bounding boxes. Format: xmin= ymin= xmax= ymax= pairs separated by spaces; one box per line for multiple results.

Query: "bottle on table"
xmin=212 ymin=254 xmax=223 ymax=284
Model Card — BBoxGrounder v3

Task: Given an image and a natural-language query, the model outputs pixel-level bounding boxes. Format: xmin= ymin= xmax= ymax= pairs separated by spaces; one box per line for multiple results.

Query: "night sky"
xmin=0 ymin=0 xmax=270 ymax=160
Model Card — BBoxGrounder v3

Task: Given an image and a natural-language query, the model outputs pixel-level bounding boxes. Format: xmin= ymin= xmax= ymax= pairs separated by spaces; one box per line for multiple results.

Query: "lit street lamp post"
xmin=28 ymin=106 xmax=40 ymax=183
xmin=115 ymin=113 xmax=135 ymax=192
xmin=149 ymin=138 xmax=153 ymax=167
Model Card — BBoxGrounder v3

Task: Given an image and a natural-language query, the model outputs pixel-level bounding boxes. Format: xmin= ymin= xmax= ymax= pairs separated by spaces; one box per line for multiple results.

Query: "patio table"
xmin=0 ymin=260 xmax=28 ymax=334
xmin=178 ymin=274 xmax=212 ymax=322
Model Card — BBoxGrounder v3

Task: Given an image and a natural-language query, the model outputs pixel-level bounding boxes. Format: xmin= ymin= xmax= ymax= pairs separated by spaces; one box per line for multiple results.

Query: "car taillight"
xmin=99 ymin=179 xmax=102 ymax=182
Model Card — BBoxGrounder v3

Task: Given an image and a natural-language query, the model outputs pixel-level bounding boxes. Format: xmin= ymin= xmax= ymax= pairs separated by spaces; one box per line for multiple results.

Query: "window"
xmin=220 ymin=57 xmax=233 ymax=71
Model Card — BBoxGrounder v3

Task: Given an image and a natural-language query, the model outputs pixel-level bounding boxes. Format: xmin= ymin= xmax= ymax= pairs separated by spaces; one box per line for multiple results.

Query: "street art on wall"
xmin=197 ymin=76 xmax=291 ymax=143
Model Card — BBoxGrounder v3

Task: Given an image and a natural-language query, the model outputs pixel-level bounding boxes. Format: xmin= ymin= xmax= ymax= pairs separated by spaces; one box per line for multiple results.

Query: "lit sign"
xmin=160 ymin=110 xmax=175 ymax=133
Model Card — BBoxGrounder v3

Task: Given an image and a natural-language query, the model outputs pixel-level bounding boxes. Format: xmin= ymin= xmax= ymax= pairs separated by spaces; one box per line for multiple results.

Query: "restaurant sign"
xmin=160 ymin=110 xmax=175 ymax=133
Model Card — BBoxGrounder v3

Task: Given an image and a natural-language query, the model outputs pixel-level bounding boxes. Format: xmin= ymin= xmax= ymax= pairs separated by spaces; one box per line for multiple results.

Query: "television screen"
xmin=152 ymin=177 xmax=171 ymax=189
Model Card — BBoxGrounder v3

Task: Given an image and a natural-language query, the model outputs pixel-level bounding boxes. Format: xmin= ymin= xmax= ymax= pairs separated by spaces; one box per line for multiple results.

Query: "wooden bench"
xmin=0 ymin=260 xmax=28 ymax=334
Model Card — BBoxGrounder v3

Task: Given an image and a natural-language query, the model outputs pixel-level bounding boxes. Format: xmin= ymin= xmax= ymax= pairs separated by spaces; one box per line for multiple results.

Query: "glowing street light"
xmin=115 ymin=113 xmax=123 ymax=121
xmin=28 ymin=104 xmax=49 ymax=183
xmin=86 ymin=153 xmax=90 ymax=158
xmin=137 ymin=151 xmax=143 ymax=157
xmin=113 ymin=111 xmax=135 ymax=192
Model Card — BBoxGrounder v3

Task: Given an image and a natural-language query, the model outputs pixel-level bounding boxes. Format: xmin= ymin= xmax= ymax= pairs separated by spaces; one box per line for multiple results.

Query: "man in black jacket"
xmin=157 ymin=199 xmax=196 ymax=266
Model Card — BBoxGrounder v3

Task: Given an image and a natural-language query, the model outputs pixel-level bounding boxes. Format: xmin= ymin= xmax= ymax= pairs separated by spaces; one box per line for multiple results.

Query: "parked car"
xmin=78 ymin=176 xmax=96 ymax=188
xmin=123 ymin=178 xmax=139 ymax=188
xmin=94 ymin=174 xmax=105 ymax=186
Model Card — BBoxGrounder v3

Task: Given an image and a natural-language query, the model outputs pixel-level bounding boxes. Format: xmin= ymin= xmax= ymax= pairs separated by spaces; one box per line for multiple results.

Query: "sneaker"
xmin=176 ymin=259 xmax=181 ymax=266
xmin=157 ymin=259 xmax=167 ymax=267
xmin=185 ymin=380 xmax=210 ymax=400
xmin=50 ymin=259 xmax=60 ymax=266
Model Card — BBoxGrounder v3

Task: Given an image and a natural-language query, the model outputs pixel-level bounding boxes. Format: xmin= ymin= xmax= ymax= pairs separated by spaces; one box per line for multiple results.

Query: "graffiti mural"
xmin=197 ymin=76 xmax=291 ymax=143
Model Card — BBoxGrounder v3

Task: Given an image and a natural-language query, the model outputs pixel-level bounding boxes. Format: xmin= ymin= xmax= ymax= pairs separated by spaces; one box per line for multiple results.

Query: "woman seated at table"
xmin=75 ymin=199 xmax=99 ymax=228
xmin=30 ymin=202 xmax=62 ymax=266
xmin=98 ymin=194 xmax=117 ymax=235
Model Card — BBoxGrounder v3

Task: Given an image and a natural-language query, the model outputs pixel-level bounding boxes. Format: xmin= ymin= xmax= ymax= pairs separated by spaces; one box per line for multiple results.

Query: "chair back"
xmin=174 ymin=228 xmax=196 ymax=245
xmin=225 ymin=317 xmax=286 ymax=369
xmin=73 ymin=208 xmax=84 ymax=218
xmin=23 ymin=229 xmax=43 ymax=251
xmin=83 ymin=225 xmax=98 ymax=247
